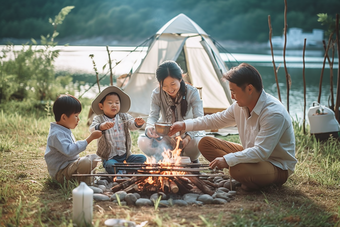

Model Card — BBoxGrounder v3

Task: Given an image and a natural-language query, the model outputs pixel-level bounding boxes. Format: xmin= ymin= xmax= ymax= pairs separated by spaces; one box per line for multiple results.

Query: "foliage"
xmin=0 ymin=6 xmax=75 ymax=103
xmin=1 ymin=0 xmax=339 ymax=43
xmin=317 ymin=13 xmax=338 ymax=37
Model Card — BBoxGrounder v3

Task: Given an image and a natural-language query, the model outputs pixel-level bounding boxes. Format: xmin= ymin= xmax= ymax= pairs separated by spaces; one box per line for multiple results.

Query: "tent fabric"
xmin=123 ymin=13 xmax=232 ymax=117
xmin=156 ymin=13 xmax=207 ymax=35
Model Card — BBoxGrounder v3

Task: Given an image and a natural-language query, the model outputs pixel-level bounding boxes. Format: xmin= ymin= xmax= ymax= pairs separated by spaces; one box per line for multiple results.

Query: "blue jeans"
xmin=102 ymin=153 xmax=146 ymax=174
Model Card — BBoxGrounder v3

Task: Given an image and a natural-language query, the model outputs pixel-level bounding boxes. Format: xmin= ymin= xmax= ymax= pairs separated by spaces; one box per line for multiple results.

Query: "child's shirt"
xmin=89 ymin=113 xmax=142 ymax=160
xmin=45 ymin=122 xmax=88 ymax=178
xmin=102 ymin=114 xmax=127 ymax=159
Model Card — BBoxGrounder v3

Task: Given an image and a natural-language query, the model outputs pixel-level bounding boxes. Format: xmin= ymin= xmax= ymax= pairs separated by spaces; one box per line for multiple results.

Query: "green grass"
xmin=0 ymin=100 xmax=339 ymax=226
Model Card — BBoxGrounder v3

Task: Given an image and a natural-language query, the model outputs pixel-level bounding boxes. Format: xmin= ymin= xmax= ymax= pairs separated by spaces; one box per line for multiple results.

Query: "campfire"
xmin=109 ymin=136 xmax=226 ymax=196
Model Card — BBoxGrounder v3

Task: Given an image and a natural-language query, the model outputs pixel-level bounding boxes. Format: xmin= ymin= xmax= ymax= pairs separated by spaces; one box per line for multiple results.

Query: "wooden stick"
xmin=268 ymin=15 xmax=281 ymax=102
xmin=187 ymin=177 xmax=214 ymax=195
xmin=73 ymin=173 xmax=224 ymax=177
xmin=229 ymin=166 xmax=232 ymax=191
xmin=302 ymin=39 xmax=307 ymax=135
xmin=283 ymin=0 xmax=290 ymax=112
xmin=334 ymin=14 xmax=340 ymax=123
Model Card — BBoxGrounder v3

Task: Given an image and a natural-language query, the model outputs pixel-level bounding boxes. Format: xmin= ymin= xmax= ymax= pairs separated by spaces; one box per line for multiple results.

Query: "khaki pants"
xmin=198 ymin=137 xmax=288 ymax=190
xmin=55 ymin=157 xmax=96 ymax=185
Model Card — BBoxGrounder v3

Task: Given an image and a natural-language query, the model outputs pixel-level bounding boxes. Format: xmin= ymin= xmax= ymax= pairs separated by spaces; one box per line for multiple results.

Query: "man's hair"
xmin=53 ymin=94 xmax=82 ymax=122
xmin=223 ymin=63 xmax=263 ymax=91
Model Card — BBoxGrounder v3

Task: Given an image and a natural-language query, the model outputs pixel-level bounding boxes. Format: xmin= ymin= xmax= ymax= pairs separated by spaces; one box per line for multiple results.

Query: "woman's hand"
xmin=100 ymin=122 xmax=114 ymax=131
xmin=135 ymin=117 xmax=145 ymax=126
xmin=146 ymin=127 xmax=160 ymax=138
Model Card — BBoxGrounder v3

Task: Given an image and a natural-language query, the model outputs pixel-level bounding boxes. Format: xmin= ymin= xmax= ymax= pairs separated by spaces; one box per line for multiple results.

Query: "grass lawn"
xmin=0 ymin=100 xmax=339 ymax=226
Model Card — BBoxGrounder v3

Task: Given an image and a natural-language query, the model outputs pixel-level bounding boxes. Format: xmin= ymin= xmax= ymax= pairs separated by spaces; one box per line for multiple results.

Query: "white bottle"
xmin=72 ymin=182 xmax=93 ymax=226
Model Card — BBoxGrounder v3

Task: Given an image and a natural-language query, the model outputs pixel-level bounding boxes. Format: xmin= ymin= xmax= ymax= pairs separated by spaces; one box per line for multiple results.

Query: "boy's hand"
xmin=86 ymin=130 xmax=102 ymax=144
xmin=135 ymin=117 xmax=145 ymax=126
xmin=100 ymin=122 xmax=114 ymax=130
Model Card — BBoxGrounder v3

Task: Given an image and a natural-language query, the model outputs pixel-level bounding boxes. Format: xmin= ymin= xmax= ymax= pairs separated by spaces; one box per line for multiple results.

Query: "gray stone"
xmin=158 ymin=192 xmax=167 ymax=200
xmin=232 ymin=179 xmax=242 ymax=187
xmin=172 ymin=199 xmax=188 ymax=206
xmin=97 ymin=179 xmax=108 ymax=186
xmin=150 ymin=193 xmax=161 ymax=203
xmin=197 ymin=194 xmax=214 ymax=204
xmin=227 ymin=191 xmax=237 ymax=196
xmin=182 ymin=193 xmax=199 ymax=204
xmin=133 ymin=193 xmax=141 ymax=200
xmin=135 ymin=198 xmax=153 ymax=207
xmin=207 ymin=176 xmax=215 ymax=182
xmin=212 ymin=198 xmax=228 ymax=204
xmin=193 ymin=201 xmax=203 ymax=206
xmin=93 ymin=194 xmax=110 ymax=201
xmin=214 ymin=192 xmax=230 ymax=201
xmin=97 ymin=185 xmax=107 ymax=191
xmin=217 ymin=180 xmax=228 ymax=187
xmin=158 ymin=200 xmax=169 ymax=207
xmin=216 ymin=187 xmax=229 ymax=193
xmin=213 ymin=177 xmax=223 ymax=183
xmin=111 ymin=191 xmax=127 ymax=201
xmin=150 ymin=192 xmax=167 ymax=203
xmin=89 ymin=186 xmax=103 ymax=194
xmin=125 ymin=193 xmax=138 ymax=205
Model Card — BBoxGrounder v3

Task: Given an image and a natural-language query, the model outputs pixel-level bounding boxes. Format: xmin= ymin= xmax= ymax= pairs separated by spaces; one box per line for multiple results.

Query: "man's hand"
xmin=168 ymin=121 xmax=185 ymax=136
xmin=209 ymin=157 xmax=229 ymax=169
xmin=100 ymin=122 xmax=114 ymax=130
xmin=181 ymin=135 xmax=191 ymax=149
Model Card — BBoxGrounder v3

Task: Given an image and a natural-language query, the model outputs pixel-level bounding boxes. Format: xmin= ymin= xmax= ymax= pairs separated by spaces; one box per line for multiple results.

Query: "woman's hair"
xmin=156 ymin=60 xmax=188 ymax=117
xmin=53 ymin=94 xmax=82 ymax=122
xmin=223 ymin=63 xmax=263 ymax=91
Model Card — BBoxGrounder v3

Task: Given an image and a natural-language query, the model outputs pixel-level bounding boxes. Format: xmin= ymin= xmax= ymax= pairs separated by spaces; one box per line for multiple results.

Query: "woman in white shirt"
xmin=138 ymin=60 xmax=205 ymax=162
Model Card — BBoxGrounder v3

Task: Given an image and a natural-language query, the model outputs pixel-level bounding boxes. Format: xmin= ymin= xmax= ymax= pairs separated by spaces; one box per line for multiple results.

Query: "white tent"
xmin=123 ymin=13 xmax=232 ymax=117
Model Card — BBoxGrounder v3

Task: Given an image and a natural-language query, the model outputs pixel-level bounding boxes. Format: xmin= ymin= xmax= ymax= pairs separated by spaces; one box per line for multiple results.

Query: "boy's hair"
xmin=53 ymin=94 xmax=82 ymax=122
xmin=99 ymin=92 xmax=120 ymax=104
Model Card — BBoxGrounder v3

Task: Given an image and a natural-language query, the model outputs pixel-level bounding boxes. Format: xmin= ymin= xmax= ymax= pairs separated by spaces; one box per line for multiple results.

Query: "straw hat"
xmin=91 ymin=86 xmax=131 ymax=115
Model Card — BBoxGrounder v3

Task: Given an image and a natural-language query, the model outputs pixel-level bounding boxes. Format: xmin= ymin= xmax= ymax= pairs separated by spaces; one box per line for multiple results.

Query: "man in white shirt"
xmin=168 ymin=63 xmax=297 ymax=191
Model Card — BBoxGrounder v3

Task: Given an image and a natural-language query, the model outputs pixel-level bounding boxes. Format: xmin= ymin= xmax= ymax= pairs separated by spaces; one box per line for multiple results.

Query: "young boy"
xmin=45 ymin=94 xmax=102 ymax=185
xmin=90 ymin=86 xmax=146 ymax=174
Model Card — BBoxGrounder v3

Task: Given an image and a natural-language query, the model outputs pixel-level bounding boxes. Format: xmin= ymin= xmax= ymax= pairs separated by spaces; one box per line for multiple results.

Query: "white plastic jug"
xmin=307 ymin=102 xmax=339 ymax=140
xmin=72 ymin=182 xmax=93 ymax=226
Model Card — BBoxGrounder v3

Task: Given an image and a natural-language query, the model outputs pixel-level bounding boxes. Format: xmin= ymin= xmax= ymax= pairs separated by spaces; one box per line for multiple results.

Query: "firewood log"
xmin=202 ymin=179 xmax=219 ymax=188
xmin=124 ymin=184 xmax=139 ymax=193
xmin=187 ymin=176 xmax=214 ymax=195
xmin=111 ymin=176 xmax=147 ymax=192
xmin=168 ymin=179 xmax=179 ymax=193
xmin=173 ymin=177 xmax=192 ymax=194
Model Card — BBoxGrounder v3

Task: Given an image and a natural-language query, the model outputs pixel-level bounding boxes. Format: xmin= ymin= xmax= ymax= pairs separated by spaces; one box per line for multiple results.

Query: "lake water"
xmin=3 ymin=45 xmax=339 ymax=122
